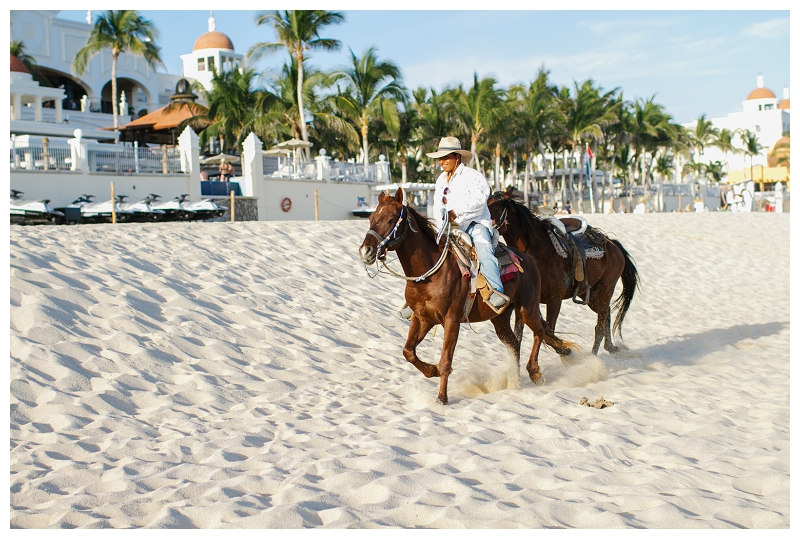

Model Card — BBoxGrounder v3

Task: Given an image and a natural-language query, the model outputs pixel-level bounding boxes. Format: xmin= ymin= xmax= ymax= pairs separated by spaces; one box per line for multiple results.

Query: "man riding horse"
xmin=398 ymin=136 xmax=509 ymax=319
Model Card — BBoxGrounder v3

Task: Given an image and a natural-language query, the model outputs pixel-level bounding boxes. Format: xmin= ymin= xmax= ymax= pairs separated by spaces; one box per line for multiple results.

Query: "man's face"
xmin=439 ymin=153 xmax=460 ymax=174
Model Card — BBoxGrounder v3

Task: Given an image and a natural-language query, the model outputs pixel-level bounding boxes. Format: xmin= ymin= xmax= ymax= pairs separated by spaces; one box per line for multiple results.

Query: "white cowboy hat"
xmin=426 ymin=136 xmax=473 ymax=164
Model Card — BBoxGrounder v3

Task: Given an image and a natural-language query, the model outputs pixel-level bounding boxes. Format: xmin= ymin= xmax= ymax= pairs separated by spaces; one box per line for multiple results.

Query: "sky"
xmin=54 ymin=4 xmax=792 ymax=125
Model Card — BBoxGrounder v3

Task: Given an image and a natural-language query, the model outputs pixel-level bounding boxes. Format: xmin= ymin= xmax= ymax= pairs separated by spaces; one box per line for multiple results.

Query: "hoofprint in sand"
xmin=10 ymin=213 xmax=789 ymax=528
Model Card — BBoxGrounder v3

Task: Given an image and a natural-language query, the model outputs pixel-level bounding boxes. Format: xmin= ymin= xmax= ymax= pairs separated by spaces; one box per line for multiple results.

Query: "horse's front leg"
xmin=436 ymin=317 xmax=462 ymax=405
xmin=402 ymin=315 xmax=439 ymax=378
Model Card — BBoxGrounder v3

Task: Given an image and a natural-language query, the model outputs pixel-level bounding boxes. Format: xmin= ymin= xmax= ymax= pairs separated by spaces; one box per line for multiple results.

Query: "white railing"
xmin=329 ymin=162 xmax=376 ymax=183
xmin=261 ymin=156 xmax=381 ymax=183
xmin=10 ymin=143 xmax=73 ymax=171
xmin=87 ymin=146 xmax=184 ymax=174
xmin=262 ymin=155 xmax=295 ymax=177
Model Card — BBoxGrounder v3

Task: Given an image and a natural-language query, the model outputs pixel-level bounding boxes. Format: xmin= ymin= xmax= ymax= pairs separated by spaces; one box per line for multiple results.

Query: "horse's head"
xmin=359 ymin=188 xmax=410 ymax=265
xmin=487 ymin=194 xmax=512 ymax=236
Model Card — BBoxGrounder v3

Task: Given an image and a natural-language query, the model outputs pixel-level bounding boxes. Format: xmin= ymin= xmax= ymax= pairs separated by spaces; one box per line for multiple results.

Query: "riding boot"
xmin=477 ymin=275 xmax=510 ymax=315
xmin=396 ymin=302 xmax=413 ymax=320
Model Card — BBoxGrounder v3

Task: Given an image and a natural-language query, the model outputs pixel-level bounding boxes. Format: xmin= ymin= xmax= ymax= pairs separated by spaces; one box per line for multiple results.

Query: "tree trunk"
xmin=591 ymin=140 xmax=599 ymax=214
xmin=361 ymin=118 xmax=369 ymax=171
xmin=524 ymin=153 xmax=532 ymax=208
xmin=561 ymin=149 xmax=568 ymax=210
xmin=568 ymin=148 xmax=578 ymax=212
xmin=494 ymin=143 xmax=501 ymax=192
xmin=600 ymin=149 xmax=617 ymax=213
xmin=512 ymin=149 xmax=518 ymax=190
xmin=401 ymin=156 xmax=408 ymax=182
xmin=540 ymin=141 xmax=555 ymax=205
xmin=627 ymin=161 xmax=634 ymax=210
xmin=296 ymin=53 xmax=310 ymax=160
xmin=111 ymin=53 xmax=119 ymax=133
xmin=576 ymin=148 xmax=585 ymax=213
xmin=470 ymin=134 xmax=479 ymax=171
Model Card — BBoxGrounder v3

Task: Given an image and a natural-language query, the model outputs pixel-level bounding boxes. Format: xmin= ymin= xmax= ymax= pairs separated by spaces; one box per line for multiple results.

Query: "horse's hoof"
xmin=607 ymin=345 xmax=621 ymax=354
xmin=528 ymin=369 xmax=545 ymax=385
xmin=559 ymin=347 xmax=572 ymax=357
xmin=422 ymin=365 xmax=440 ymax=378
xmin=436 ymin=395 xmax=449 ymax=405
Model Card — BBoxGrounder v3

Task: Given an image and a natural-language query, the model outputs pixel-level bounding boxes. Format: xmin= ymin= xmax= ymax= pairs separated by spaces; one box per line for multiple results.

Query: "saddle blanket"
xmin=498 ymin=245 xmax=522 ymax=282
xmin=548 ymin=230 xmax=605 ymax=260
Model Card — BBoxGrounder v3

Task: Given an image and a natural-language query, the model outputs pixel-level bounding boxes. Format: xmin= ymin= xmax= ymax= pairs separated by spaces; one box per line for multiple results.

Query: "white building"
xmin=9 ymin=10 xmax=242 ymax=142
xmin=180 ymin=12 xmax=243 ymax=92
xmin=683 ymin=75 xmax=790 ymax=171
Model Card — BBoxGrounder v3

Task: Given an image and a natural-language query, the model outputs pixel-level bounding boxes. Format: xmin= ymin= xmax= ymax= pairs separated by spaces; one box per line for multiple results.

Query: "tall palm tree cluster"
xmin=27 ymin=10 xmax=766 ymax=211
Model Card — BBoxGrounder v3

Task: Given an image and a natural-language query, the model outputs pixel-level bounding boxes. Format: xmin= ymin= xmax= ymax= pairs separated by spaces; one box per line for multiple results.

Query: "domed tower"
xmin=180 ymin=11 xmax=244 ymax=92
xmin=778 ymin=86 xmax=790 ymax=111
xmin=742 ymin=74 xmax=779 ymax=113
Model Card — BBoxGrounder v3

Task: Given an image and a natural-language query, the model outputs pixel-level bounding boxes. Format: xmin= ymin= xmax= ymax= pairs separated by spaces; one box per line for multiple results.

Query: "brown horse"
xmin=487 ymin=194 xmax=639 ymax=357
xmin=359 ymin=188 xmax=550 ymax=405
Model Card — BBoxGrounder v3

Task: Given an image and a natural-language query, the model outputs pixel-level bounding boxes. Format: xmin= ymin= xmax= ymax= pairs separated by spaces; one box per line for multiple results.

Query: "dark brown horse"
xmin=359 ymin=188 xmax=550 ymax=405
xmin=487 ymin=194 xmax=639 ymax=357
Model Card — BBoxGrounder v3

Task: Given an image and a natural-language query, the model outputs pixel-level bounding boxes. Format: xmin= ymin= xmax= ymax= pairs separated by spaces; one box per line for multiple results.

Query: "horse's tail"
xmin=610 ymin=239 xmax=640 ymax=339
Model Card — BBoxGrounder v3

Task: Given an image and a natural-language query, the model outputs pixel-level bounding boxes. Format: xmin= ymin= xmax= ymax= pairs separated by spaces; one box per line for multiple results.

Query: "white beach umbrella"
xmin=275 ymin=138 xmax=313 ymax=174
xmin=200 ymin=153 xmax=241 ymax=165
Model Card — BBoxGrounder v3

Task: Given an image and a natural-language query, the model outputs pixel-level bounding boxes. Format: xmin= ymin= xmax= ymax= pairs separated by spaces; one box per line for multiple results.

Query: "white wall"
xmin=256 ymin=178 xmax=372 ymax=221
xmin=9 ymin=171 xmax=371 ymax=220
xmin=9 ymin=170 xmax=196 ymax=208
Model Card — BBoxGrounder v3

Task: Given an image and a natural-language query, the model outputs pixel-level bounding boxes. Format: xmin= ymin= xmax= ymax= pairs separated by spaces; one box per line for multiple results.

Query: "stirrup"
xmin=485 ymin=289 xmax=511 ymax=314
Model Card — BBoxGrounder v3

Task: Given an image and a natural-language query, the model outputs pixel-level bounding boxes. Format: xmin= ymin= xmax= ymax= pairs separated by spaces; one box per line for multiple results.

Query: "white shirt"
xmin=432 ymin=163 xmax=492 ymax=232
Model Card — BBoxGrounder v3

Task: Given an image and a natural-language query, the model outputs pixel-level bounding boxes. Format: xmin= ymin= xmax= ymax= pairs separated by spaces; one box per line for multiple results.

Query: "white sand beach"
xmin=9 ymin=212 xmax=790 ymax=528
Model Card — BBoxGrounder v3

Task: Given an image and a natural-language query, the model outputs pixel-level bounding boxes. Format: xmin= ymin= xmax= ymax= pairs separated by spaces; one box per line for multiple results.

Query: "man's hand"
xmin=447 ymin=210 xmax=457 ymax=222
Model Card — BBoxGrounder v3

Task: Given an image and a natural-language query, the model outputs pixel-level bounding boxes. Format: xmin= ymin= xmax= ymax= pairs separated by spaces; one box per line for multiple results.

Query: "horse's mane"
xmin=405 ymin=204 xmax=439 ymax=244
xmin=489 ymin=195 xmax=547 ymax=248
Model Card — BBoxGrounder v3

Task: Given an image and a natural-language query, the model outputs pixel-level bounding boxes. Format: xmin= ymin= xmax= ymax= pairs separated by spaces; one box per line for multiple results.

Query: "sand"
xmin=9 ymin=212 xmax=790 ymax=528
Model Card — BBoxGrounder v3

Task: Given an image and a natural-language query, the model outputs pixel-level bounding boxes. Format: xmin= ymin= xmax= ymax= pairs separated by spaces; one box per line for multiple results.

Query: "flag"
xmin=586 ymin=143 xmax=594 ymax=159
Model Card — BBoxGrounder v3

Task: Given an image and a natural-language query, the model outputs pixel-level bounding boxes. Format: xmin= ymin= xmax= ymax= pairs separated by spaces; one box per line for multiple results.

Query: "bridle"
xmin=489 ymin=198 xmax=508 ymax=232
xmin=364 ymin=204 xmax=451 ymax=283
xmin=366 ymin=205 xmax=413 ymax=261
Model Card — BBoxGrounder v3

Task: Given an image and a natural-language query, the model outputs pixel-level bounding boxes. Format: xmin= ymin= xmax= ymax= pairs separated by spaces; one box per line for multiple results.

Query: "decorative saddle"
xmin=537 ymin=215 xmax=609 ymax=305
xmin=448 ymin=229 xmax=523 ymax=320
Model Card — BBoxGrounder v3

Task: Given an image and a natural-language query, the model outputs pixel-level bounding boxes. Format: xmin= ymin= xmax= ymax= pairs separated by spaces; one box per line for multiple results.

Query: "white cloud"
xmin=742 ymin=18 xmax=789 ymax=38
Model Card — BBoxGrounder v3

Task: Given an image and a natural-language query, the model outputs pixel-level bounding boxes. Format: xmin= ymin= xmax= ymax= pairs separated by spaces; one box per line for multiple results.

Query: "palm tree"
xmin=72 ymin=10 xmax=163 ymax=132
xmin=412 ymin=87 xmax=459 ymax=181
xmin=10 ymin=40 xmax=49 ymax=86
xmin=689 ymin=114 xmax=719 ymax=160
xmin=183 ymin=68 xmax=265 ymax=154
xmin=329 ymin=47 xmax=407 ymax=170
xmin=509 ymin=67 xmax=563 ymax=206
xmin=599 ymin=92 xmax=630 ymax=211
xmin=248 ymin=10 xmax=345 ymax=159
xmin=388 ymin=105 xmax=419 ymax=182
xmin=560 ymin=79 xmax=617 ymax=212
xmin=713 ymin=128 xmax=738 ymax=176
xmin=704 ymin=161 xmax=726 ymax=184
xmin=453 ymin=73 xmax=507 ymax=173
xmin=739 ymin=129 xmax=763 ymax=183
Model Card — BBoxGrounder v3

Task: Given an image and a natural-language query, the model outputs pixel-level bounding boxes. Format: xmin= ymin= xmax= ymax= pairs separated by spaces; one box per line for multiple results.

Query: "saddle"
xmin=538 ymin=215 xmax=608 ymax=305
xmin=449 ymin=230 xmax=523 ymax=320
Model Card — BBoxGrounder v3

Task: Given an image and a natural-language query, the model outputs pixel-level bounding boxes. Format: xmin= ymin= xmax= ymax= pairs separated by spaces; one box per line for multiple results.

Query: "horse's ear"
xmin=378 ymin=191 xmax=387 ymax=203
xmin=395 ymin=187 xmax=406 ymax=206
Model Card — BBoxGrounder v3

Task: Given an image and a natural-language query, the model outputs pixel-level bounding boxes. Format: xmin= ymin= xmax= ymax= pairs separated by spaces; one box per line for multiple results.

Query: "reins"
xmin=365 ymin=206 xmax=451 ymax=283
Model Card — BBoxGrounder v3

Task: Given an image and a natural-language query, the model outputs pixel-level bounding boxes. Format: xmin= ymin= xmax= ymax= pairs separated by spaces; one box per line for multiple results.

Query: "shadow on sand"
xmin=610 ymin=321 xmax=788 ymax=368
